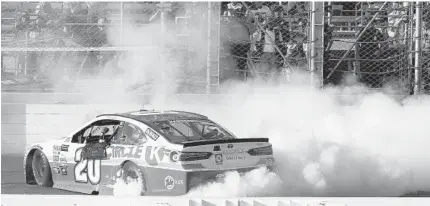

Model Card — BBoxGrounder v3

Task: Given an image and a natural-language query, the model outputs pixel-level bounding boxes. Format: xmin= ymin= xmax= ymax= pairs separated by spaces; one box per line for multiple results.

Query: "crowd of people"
xmin=220 ymin=2 xmax=309 ymax=80
xmin=3 ymin=1 xmax=429 ymax=91
xmin=10 ymin=2 xmax=115 ymax=79
xmin=5 ymin=1 xmax=311 ymax=82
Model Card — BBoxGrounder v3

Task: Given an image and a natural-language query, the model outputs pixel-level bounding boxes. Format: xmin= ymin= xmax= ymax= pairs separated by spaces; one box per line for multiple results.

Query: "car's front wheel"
xmin=31 ymin=150 xmax=53 ymax=187
xmin=120 ymin=162 xmax=147 ymax=195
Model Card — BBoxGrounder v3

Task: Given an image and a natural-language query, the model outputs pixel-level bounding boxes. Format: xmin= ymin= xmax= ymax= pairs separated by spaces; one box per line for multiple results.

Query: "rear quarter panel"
xmin=105 ymin=143 xmax=188 ymax=195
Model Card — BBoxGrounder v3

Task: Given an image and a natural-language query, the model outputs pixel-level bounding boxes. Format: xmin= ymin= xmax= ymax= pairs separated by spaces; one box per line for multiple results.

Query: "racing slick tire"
xmin=121 ymin=161 xmax=147 ymax=195
xmin=31 ymin=150 xmax=54 ymax=187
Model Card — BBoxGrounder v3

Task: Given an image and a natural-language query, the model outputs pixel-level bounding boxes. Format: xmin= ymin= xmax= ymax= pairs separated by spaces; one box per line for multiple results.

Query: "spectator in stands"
xmin=66 ymin=2 xmax=89 ymax=15
xmin=273 ymin=6 xmax=291 ymax=70
xmin=286 ymin=2 xmax=306 ymax=16
xmin=61 ymin=2 xmax=89 ymax=39
xmin=249 ymin=13 xmax=264 ymax=65
xmin=253 ymin=21 xmax=277 ymax=79
xmin=387 ymin=2 xmax=408 ymax=39
xmin=15 ymin=11 xmax=30 ymax=73
xmin=246 ymin=2 xmax=272 ymax=19
xmin=15 ymin=8 xmax=43 ymax=78
xmin=224 ymin=2 xmax=245 ymax=17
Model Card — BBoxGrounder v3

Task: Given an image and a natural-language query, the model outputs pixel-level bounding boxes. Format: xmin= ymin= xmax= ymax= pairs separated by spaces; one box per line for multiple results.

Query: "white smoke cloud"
xmin=46 ymin=2 xmax=430 ymax=198
xmin=112 ymin=178 xmax=144 ymax=197
xmin=187 ymin=167 xmax=283 ymax=197
xmin=110 ymin=76 xmax=430 ymax=197
xmin=152 ymin=78 xmax=430 ymax=197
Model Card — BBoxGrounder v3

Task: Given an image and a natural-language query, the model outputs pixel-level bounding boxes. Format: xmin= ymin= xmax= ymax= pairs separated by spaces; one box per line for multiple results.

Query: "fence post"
xmin=206 ymin=2 xmax=212 ymax=94
xmin=158 ymin=2 xmax=172 ymax=47
xmin=408 ymin=2 xmax=414 ymax=93
xmin=24 ymin=31 xmax=28 ymax=75
xmin=158 ymin=2 xmax=172 ymax=88
xmin=414 ymin=1 xmax=422 ymax=95
xmin=354 ymin=2 xmax=363 ymax=78
xmin=120 ymin=2 xmax=124 ymax=47
xmin=327 ymin=2 xmax=332 ymax=25
xmin=310 ymin=2 xmax=324 ymax=88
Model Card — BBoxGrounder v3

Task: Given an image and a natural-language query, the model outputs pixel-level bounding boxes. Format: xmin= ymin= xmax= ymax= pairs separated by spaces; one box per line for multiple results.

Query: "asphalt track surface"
xmin=2 ymin=92 xmax=79 ymax=195
xmin=1 ymin=154 xmax=79 ymax=195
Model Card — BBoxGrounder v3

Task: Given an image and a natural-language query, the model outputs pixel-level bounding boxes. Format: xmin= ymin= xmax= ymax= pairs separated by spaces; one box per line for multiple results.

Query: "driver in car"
xmin=119 ymin=123 xmax=147 ymax=145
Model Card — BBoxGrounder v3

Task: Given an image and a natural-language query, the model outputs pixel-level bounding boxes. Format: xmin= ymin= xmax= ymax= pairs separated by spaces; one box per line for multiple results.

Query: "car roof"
xmin=97 ymin=110 xmax=209 ymax=124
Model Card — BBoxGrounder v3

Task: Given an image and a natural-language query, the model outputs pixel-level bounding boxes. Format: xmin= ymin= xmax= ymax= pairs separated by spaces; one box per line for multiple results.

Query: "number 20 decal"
xmin=74 ymin=147 xmax=101 ymax=185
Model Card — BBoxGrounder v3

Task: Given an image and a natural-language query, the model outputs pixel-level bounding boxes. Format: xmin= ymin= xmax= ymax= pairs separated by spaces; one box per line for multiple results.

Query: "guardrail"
xmin=2 ymin=195 xmax=430 ymax=206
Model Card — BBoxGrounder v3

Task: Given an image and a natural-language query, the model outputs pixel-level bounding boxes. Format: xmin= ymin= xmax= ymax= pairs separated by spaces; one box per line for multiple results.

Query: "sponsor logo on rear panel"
xmin=164 ymin=176 xmax=183 ymax=190
xmin=215 ymin=154 xmax=223 ymax=165
xmin=226 ymin=155 xmax=246 ymax=161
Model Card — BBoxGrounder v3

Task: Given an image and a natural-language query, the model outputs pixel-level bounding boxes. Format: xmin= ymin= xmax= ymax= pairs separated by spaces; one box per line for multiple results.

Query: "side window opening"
xmin=71 ymin=126 xmax=92 ymax=144
xmin=152 ymin=119 xmax=235 ymax=144
xmin=113 ymin=122 xmax=148 ymax=145
xmin=71 ymin=120 xmax=121 ymax=144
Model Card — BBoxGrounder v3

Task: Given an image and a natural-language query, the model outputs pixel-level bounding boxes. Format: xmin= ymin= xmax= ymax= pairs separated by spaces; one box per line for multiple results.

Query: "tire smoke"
xmin=50 ymin=3 xmax=430 ymax=197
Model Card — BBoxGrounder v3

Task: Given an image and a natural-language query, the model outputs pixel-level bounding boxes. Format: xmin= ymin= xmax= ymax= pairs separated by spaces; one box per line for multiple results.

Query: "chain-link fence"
xmin=1 ymin=2 xmax=216 ymax=93
xmin=219 ymin=2 xmax=311 ymax=82
xmin=324 ymin=2 xmax=413 ymax=93
xmin=2 ymin=1 xmax=430 ymax=94
xmin=323 ymin=1 xmax=430 ymax=95
xmin=1 ymin=2 xmax=154 ymax=90
xmin=421 ymin=2 xmax=430 ymax=93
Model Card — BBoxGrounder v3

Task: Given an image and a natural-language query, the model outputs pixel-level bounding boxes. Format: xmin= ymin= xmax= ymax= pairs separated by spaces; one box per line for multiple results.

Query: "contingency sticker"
xmin=145 ymin=128 xmax=159 ymax=141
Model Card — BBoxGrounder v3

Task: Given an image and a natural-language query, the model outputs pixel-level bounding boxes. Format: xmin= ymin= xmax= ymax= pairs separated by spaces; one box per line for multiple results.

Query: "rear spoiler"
xmin=182 ymin=138 xmax=269 ymax=148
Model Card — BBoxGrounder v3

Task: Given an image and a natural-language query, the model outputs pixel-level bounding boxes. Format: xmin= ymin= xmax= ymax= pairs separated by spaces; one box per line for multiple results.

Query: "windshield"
xmin=151 ymin=119 xmax=235 ymax=144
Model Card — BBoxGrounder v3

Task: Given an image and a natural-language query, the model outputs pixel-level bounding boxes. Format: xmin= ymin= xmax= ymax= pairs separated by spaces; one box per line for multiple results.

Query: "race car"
xmin=24 ymin=109 xmax=276 ymax=195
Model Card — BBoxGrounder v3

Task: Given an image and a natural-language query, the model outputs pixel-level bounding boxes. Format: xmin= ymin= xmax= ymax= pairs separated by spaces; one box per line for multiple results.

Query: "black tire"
xmin=121 ymin=162 xmax=147 ymax=195
xmin=31 ymin=150 xmax=53 ymax=187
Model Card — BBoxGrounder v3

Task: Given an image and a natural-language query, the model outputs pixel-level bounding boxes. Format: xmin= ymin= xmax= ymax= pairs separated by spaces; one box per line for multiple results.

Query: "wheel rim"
xmin=33 ymin=154 xmax=46 ymax=183
xmin=123 ymin=169 xmax=139 ymax=184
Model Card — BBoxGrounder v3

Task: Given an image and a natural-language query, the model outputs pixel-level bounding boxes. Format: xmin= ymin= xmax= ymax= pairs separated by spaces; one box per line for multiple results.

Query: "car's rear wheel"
xmin=121 ymin=162 xmax=147 ymax=195
xmin=31 ymin=150 xmax=53 ymax=187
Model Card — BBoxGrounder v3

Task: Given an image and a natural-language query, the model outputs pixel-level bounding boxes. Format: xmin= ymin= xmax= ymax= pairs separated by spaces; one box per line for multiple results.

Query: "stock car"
xmin=24 ymin=109 xmax=276 ymax=195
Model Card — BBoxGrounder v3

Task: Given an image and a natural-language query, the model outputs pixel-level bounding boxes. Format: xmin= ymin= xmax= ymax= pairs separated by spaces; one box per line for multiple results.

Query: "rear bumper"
xmin=185 ymin=166 xmax=275 ymax=193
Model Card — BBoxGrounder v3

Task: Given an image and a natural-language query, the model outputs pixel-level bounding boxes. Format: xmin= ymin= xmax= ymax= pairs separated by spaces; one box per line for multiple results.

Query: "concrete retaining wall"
xmin=1 ymin=104 xmax=140 ymax=155
xmin=2 ymin=104 xmax=27 ymax=155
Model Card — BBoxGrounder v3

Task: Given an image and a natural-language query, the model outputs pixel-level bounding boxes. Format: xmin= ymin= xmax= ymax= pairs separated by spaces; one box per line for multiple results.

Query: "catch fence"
xmin=220 ymin=2 xmax=312 ymax=81
xmin=1 ymin=2 xmax=217 ymax=93
xmin=324 ymin=1 xmax=430 ymax=94
xmin=421 ymin=2 xmax=430 ymax=93
xmin=1 ymin=1 xmax=429 ymax=94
